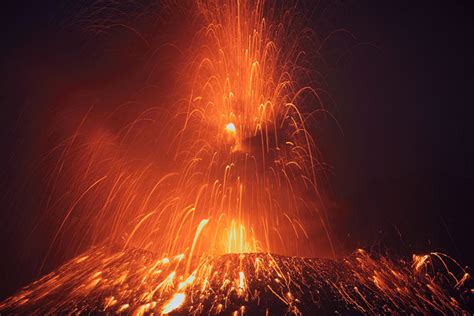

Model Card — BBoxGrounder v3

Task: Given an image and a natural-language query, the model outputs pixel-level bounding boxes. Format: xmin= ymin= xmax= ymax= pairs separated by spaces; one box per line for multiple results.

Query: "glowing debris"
xmin=225 ymin=122 xmax=236 ymax=134
xmin=161 ymin=293 xmax=186 ymax=314
xmin=0 ymin=248 xmax=471 ymax=314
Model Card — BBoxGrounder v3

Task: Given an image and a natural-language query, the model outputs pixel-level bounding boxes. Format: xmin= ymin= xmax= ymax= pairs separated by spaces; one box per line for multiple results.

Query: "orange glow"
xmin=225 ymin=220 xmax=257 ymax=254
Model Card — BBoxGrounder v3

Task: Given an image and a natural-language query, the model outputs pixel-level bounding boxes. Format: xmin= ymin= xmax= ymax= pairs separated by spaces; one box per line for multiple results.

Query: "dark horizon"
xmin=1 ymin=0 xmax=473 ymax=301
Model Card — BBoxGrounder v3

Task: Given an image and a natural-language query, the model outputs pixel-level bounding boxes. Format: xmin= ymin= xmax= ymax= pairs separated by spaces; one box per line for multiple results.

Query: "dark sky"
xmin=1 ymin=0 xmax=473 ymax=300
xmin=321 ymin=0 xmax=474 ymax=262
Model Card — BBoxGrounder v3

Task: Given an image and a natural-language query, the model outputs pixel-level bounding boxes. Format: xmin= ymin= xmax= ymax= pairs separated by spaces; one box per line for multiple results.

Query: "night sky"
xmin=1 ymin=0 xmax=473 ymax=301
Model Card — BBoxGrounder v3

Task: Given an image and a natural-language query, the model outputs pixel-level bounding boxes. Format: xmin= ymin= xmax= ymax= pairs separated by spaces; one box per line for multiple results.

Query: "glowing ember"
xmin=161 ymin=293 xmax=186 ymax=314
xmin=225 ymin=122 xmax=236 ymax=135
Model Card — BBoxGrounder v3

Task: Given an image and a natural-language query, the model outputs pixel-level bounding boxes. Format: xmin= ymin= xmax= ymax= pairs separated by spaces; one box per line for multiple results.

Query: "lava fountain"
xmin=159 ymin=0 xmax=334 ymax=257
xmin=0 ymin=0 xmax=472 ymax=314
xmin=35 ymin=0 xmax=333 ymax=263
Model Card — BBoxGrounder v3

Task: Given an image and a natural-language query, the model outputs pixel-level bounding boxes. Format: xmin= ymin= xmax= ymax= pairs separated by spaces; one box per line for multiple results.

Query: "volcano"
xmin=1 ymin=247 xmax=472 ymax=315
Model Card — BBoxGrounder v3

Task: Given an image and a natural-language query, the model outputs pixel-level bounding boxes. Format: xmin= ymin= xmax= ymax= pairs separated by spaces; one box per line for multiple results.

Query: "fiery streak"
xmin=161 ymin=293 xmax=186 ymax=314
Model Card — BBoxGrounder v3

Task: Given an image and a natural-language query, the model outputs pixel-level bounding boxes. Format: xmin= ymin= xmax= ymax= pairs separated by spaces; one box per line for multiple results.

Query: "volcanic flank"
xmin=1 ymin=247 xmax=472 ymax=315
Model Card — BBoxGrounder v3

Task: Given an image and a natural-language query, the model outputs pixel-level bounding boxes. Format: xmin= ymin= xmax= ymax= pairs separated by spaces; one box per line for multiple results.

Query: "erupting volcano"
xmin=0 ymin=0 xmax=472 ymax=314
